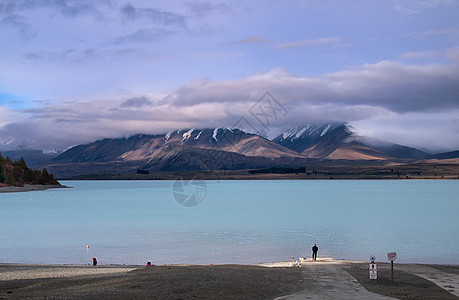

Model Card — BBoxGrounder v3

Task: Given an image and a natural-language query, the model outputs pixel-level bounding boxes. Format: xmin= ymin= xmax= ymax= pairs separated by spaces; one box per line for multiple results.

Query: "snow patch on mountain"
xmin=195 ymin=130 xmax=203 ymax=140
xmin=212 ymin=128 xmax=220 ymax=141
xmin=321 ymin=124 xmax=331 ymax=136
xmin=165 ymin=132 xmax=171 ymax=141
xmin=181 ymin=129 xmax=194 ymax=142
xmin=278 ymin=124 xmax=340 ymax=142
xmin=295 ymin=127 xmax=308 ymax=139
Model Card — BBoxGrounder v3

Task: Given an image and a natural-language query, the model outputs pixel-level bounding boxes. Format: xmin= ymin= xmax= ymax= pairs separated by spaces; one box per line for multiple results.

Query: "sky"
xmin=1 ymin=0 xmax=459 ymax=152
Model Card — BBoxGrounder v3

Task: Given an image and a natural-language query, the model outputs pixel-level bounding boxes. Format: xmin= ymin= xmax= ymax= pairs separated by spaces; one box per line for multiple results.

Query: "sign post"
xmin=369 ymin=255 xmax=377 ymax=280
xmin=387 ymin=252 xmax=397 ymax=281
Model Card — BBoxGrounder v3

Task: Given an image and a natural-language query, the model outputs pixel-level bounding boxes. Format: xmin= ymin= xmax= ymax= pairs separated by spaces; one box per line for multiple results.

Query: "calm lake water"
xmin=0 ymin=180 xmax=458 ymax=265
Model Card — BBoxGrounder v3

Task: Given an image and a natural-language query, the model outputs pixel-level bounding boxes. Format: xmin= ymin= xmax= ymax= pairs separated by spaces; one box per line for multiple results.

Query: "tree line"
xmin=0 ymin=153 xmax=59 ymax=186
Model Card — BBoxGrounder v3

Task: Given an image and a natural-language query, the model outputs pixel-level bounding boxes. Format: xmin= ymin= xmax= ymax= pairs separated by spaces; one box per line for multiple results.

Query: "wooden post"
xmin=387 ymin=252 xmax=397 ymax=282
xmin=391 ymin=260 xmax=394 ymax=281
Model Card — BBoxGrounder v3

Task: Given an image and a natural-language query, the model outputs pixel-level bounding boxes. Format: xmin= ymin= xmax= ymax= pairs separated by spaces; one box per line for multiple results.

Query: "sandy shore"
xmin=1 ymin=260 xmax=458 ymax=299
xmin=0 ymin=184 xmax=67 ymax=194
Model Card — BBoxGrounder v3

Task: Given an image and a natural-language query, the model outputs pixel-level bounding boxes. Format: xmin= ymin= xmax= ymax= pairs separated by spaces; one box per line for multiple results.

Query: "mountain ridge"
xmin=3 ymin=123 xmax=459 ymax=178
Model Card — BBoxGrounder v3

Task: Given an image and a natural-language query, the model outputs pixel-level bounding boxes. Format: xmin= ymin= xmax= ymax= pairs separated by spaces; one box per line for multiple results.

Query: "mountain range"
xmin=2 ymin=123 xmax=458 ymax=178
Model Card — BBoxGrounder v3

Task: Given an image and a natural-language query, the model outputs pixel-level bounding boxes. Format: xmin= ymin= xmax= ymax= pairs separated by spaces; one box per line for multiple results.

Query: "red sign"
xmin=387 ymin=252 xmax=397 ymax=261
xmin=369 ymin=263 xmax=377 ymax=280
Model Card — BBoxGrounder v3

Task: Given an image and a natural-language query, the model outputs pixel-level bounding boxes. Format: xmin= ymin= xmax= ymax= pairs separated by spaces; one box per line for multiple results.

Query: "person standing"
xmin=312 ymin=244 xmax=318 ymax=261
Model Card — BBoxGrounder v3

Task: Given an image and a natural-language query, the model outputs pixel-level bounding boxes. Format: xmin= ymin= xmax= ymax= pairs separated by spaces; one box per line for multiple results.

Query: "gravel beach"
xmin=1 ymin=261 xmax=458 ymax=299
xmin=0 ymin=184 xmax=66 ymax=193
xmin=0 ymin=263 xmax=305 ymax=299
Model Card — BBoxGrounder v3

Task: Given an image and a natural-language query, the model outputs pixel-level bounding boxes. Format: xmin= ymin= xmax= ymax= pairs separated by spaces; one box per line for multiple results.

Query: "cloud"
xmin=185 ymin=1 xmax=233 ymax=17
xmin=113 ymin=28 xmax=173 ymax=44
xmin=0 ymin=98 xmax=229 ymax=150
xmin=393 ymin=5 xmax=419 ymax=14
xmin=1 ymin=60 xmax=459 ymax=151
xmin=43 ymin=0 xmax=109 ymax=17
xmin=22 ymin=48 xmax=151 ymax=64
xmin=23 ymin=49 xmax=76 ymax=62
xmin=9 ymin=0 xmax=110 ymax=16
xmin=352 ymin=111 xmax=459 ymax=152
xmin=404 ymin=27 xmax=459 ymax=41
xmin=120 ymin=3 xmax=187 ymax=28
xmin=276 ymin=37 xmax=343 ymax=49
xmin=114 ymin=2 xmax=235 ymax=44
xmin=194 ymin=52 xmax=245 ymax=60
xmin=228 ymin=36 xmax=271 ymax=45
xmin=0 ymin=105 xmax=20 ymax=127
xmin=1 ymin=0 xmax=188 ymax=42
xmin=400 ymin=46 xmax=459 ymax=63
xmin=0 ymin=4 xmax=36 ymax=39
xmin=170 ymin=62 xmax=459 ymax=114
xmin=0 ymin=0 xmax=110 ymax=37
xmin=120 ymin=96 xmax=153 ymax=108
xmin=393 ymin=0 xmax=456 ymax=14
xmin=1 ymin=1 xmax=458 ymax=152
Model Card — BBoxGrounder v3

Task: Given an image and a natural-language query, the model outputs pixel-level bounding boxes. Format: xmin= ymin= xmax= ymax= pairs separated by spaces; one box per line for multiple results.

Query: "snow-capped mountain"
xmin=47 ymin=128 xmax=307 ymax=177
xmin=52 ymin=128 xmax=302 ymax=164
xmin=272 ymin=123 xmax=354 ymax=157
xmin=23 ymin=124 xmax=457 ymax=178
xmin=272 ymin=123 xmax=430 ymax=160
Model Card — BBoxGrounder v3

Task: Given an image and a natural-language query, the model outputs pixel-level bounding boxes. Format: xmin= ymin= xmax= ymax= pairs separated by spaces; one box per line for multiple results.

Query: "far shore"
xmin=58 ymin=160 xmax=459 ymax=181
xmin=0 ymin=260 xmax=458 ymax=299
xmin=0 ymin=184 xmax=67 ymax=194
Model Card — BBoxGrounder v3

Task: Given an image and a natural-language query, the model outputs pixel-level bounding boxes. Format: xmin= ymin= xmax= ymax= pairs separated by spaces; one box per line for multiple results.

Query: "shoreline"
xmin=2 ymin=259 xmax=459 ymax=268
xmin=61 ymin=176 xmax=459 ymax=180
xmin=2 ymin=178 xmax=457 ymax=195
xmin=55 ymin=160 xmax=459 ymax=181
xmin=0 ymin=184 xmax=67 ymax=194
xmin=1 ymin=259 xmax=458 ymax=299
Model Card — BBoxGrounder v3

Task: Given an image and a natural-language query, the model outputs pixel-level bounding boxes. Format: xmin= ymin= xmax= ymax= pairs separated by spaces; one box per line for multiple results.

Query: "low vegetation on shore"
xmin=0 ymin=153 xmax=59 ymax=187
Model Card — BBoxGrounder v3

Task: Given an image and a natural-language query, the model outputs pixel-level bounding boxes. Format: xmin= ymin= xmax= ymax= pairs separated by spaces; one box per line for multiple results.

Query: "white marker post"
xmin=387 ymin=252 xmax=397 ymax=281
xmin=369 ymin=255 xmax=377 ymax=280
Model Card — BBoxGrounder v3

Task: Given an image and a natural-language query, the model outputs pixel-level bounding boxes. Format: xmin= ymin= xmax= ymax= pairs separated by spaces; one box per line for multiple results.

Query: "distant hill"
xmin=0 ymin=153 xmax=60 ymax=187
xmin=428 ymin=150 xmax=459 ymax=159
xmin=1 ymin=149 xmax=59 ymax=169
xmin=36 ymin=124 xmax=459 ymax=178
xmin=350 ymin=137 xmax=429 ymax=160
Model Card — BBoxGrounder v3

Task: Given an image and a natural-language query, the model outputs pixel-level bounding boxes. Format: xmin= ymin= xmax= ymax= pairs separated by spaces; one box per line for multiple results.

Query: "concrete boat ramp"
xmin=259 ymin=257 xmax=459 ymax=299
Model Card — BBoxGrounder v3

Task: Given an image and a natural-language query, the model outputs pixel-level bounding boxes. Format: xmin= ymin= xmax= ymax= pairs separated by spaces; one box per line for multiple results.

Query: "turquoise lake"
xmin=0 ymin=180 xmax=458 ymax=265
